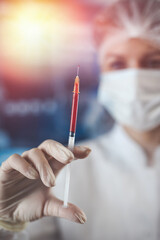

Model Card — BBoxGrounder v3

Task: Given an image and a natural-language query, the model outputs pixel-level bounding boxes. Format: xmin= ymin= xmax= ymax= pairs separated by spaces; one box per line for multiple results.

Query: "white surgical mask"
xmin=97 ymin=69 xmax=160 ymax=131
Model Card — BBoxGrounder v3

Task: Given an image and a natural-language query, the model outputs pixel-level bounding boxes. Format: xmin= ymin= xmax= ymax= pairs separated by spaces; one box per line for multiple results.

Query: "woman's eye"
xmin=144 ymin=59 xmax=160 ymax=69
xmin=109 ymin=61 xmax=126 ymax=70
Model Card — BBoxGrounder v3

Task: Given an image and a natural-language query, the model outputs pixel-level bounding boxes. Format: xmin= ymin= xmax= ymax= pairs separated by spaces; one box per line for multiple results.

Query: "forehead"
xmin=100 ymin=38 xmax=160 ymax=59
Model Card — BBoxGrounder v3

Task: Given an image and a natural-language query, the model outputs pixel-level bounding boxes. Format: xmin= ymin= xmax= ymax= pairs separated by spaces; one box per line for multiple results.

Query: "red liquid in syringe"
xmin=69 ymin=68 xmax=80 ymax=134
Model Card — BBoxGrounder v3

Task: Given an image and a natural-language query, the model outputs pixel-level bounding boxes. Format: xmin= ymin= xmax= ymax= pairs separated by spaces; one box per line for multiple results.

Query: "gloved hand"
xmin=0 ymin=140 xmax=91 ymax=231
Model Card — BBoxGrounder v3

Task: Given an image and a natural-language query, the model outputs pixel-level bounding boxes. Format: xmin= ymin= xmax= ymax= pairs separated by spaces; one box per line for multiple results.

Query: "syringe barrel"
xmin=69 ymin=93 xmax=79 ymax=133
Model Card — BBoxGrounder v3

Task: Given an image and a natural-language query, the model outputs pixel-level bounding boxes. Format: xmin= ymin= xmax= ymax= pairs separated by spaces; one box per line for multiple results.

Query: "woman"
xmin=0 ymin=0 xmax=160 ymax=239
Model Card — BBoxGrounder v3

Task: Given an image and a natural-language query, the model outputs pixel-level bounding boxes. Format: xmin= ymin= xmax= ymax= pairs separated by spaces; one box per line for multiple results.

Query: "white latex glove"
xmin=0 ymin=140 xmax=91 ymax=230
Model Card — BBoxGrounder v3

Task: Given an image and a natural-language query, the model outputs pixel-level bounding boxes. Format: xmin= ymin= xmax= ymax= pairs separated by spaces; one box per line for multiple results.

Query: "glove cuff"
xmin=0 ymin=219 xmax=27 ymax=232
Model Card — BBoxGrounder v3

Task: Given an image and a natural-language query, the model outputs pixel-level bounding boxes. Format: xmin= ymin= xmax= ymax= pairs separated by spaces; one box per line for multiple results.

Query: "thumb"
xmin=73 ymin=146 xmax=91 ymax=159
xmin=43 ymin=196 xmax=87 ymax=224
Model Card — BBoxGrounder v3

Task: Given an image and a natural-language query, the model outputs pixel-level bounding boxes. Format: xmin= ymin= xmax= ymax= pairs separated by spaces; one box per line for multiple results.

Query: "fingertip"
xmin=38 ymin=140 xmax=73 ymax=164
xmin=41 ymin=166 xmax=56 ymax=188
xmin=73 ymin=146 xmax=92 ymax=159
xmin=54 ymin=143 xmax=75 ymax=164
xmin=74 ymin=211 xmax=87 ymax=224
xmin=61 ymin=150 xmax=74 ymax=164
xmin=66 ymin=155 xmax=74 ymax=164
xmin=85 ymin=148 xmax=92 ymax=156
xmin=67 ymin=203 xmax=87 ymax=224
xmin=75 ymin=146 xmax=91 ymax=153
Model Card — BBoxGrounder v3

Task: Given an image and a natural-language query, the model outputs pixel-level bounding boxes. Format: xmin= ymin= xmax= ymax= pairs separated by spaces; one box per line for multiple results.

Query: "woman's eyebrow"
xmin=104 ymin=53 xmax=124 ymax=59
xmin=145 ymin=51 xmax=160 ymax=58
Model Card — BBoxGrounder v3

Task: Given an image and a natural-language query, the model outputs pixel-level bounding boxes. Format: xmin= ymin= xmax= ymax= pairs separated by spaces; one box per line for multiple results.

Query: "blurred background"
xmin=0 ymin=0 xmax=113 ymax=162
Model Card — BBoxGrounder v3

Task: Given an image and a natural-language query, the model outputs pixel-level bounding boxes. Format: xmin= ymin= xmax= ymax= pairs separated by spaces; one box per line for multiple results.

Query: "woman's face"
xmin=100 ymin=38 xmax=160 ymax=72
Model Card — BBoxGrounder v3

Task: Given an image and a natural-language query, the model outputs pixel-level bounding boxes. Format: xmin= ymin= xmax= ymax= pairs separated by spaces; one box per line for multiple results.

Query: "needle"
xmin=77 ymin=65 xmax=80 ymax=77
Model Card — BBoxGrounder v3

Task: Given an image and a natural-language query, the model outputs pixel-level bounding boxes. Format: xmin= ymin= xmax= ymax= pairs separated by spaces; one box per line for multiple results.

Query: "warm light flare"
xmin=0 ymin=2 xmax=71 ymax=67
xmin=0 ymin=1 xmax=90 ymax=82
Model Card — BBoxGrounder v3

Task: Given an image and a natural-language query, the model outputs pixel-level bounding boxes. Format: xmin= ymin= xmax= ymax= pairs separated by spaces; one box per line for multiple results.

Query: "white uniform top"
xmin=27 ymin=125 xmax=160 ymax=240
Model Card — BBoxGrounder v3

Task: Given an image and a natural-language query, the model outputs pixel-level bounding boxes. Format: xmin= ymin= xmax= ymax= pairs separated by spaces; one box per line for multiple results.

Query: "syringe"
xmin=63 ymin=66 xmax=80 ymax=208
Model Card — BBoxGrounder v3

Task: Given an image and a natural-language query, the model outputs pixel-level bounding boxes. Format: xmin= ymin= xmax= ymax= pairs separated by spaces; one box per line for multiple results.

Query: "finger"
xmin=53 ymin=146 xmax=91 ymax=174
xmin=38 ymin=140 xmax=74 ymax=164
xmin=22 ymin=148 xmax=56 ymax=188
xmin=44 ymin=196 xmax=87 ymax=224
xmin=73 ymin=146 xmax=91 ymax=159
xmin=1 ymin=154 xmax=39 ymax=180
